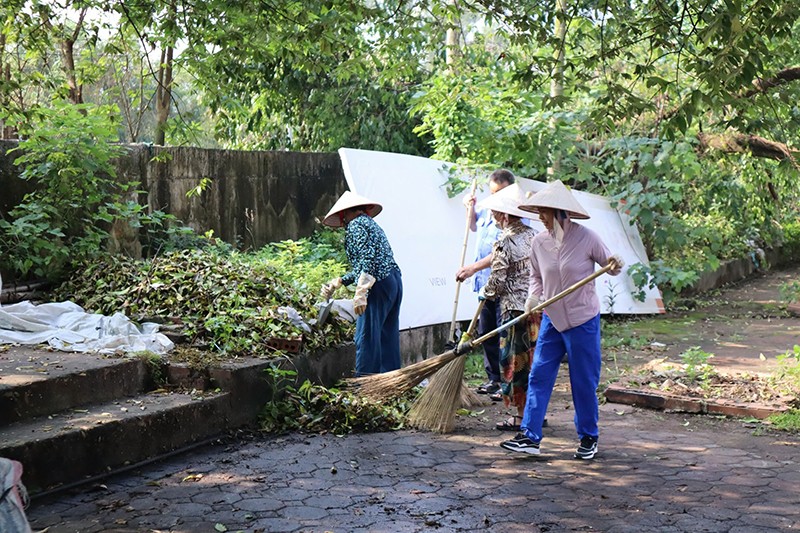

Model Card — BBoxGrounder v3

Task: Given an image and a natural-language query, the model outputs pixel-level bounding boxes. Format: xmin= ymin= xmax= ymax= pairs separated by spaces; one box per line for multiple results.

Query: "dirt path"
xmin=602 ymin=264 xmax=800 ymax=377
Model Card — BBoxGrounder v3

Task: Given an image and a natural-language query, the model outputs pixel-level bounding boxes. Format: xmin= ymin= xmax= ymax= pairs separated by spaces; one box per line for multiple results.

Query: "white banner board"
xmin=339 ymin=148 xmax=664 ymax=331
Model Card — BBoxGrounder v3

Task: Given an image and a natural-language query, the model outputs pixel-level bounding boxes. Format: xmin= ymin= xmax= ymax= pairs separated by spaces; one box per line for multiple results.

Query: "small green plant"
xmin=603 ymin=280 xmax=620 ymax=313
xmin=138 ymin=352 xmax=168 ymax=388
xmin=770 ymin=345 xmax=800 ymax=402
xmin=679 ymin=346 xmax=716 ymax=383
xmin=259 ymin=365 xmax=303 ymax=433
xmin=779 ymin=281 xmax=800 ymax=304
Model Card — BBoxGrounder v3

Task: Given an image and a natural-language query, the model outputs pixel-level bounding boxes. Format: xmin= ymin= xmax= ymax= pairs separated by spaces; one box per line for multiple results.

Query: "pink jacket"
xmin=529 ymin=219 xmax=616 ymax=332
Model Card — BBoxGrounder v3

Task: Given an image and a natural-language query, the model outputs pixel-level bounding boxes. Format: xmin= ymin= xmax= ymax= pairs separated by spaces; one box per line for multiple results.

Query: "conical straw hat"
xmin=476 ymin=183 xmax=532 ymax=219
xmin=518 ymin=180 xmax=590 ymax=219
xmin=322 ymin=190 xmax=383 ymax=227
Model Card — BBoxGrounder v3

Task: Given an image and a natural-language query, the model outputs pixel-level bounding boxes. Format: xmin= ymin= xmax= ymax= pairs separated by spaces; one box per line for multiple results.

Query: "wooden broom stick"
xmin=448 ymin=178 xmax=478 ymax=343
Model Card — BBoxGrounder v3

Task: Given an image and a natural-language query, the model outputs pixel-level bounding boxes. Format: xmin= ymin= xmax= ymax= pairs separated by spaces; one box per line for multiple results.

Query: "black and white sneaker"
xmin=574 ymin=436 xmax=598 ymax=460
xmin=500 ymin=433 xmax=541 ymax=455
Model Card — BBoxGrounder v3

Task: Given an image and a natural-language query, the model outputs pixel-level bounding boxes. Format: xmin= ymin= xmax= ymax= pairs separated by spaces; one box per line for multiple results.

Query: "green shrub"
xmin=0 ymin=102 xmax=124 ymax=280
xmin=782 ymin=220 xmax=800 ymax=263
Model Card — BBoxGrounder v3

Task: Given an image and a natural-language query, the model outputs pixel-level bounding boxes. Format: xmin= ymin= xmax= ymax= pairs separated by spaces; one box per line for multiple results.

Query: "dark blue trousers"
xmin=354 ymin=269 xmax=402 ymax=376
xmin=478 ymin=297 xmax=502 ymax=383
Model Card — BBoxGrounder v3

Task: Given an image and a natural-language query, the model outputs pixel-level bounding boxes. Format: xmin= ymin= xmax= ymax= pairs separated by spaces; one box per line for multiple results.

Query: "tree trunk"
xmin=742 ymin=67 xmax=800 ymax=98
xmin=61 ymin=7 xmax=86 ymax=105
xmin=444 ymin=0 xmax=461 ymax=73
xmin=548 ymin=0 xmax=568 ymax=177
xmin=154 ymin=45 xmax=174 ymax=146
xmin=0 ymin=33 xmax=15 ymax=139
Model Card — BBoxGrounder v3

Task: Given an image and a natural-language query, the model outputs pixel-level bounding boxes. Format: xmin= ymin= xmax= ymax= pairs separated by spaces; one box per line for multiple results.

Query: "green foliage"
xmin=768 ymin=410 xmax=800 ymax=432
xmin=780 ymin=281 xmax=800 ymax=304
xmin=137 ymin=352 xmax=167 ymax=388
xmin=601 ymin=318 xmax=651 ymax=351
xmin=781 ymin=220 xmax=800 ymax=263
xmin=679 ymin=346 xmax=716 ymax=384
xmin=259 ymin=365 xmax=411 ymax=435
xmin=55 ymin=245 xmax=353 ymax=356
xmin=0 ymin=101 xmax=206 ymax=282
xmin=770 ymin=345 xmax=800 ymax=405
xmin=0 ymin=101 xmax=124 ymax=280
xmin=256 ymin=230 xmax=347 ymax=293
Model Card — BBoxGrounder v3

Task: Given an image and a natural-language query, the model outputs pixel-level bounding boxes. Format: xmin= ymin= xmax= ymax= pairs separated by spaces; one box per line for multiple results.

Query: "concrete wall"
xmin=682 ymin=248 xmax=790 ymax=296
xmin=1 ymin=141 xmax=348 ymax=248
xmin=128 ymin=145 xmax=349 ymax=248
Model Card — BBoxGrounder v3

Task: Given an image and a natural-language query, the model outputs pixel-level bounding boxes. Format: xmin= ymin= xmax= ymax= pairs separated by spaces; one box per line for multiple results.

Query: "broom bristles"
xmin=459 ymin=381 xmax=484 ymax=408
xmin=407 ymin=356 xmax=467 ymax=433
xmin=343 ymin=348 xmax=460 ymax=401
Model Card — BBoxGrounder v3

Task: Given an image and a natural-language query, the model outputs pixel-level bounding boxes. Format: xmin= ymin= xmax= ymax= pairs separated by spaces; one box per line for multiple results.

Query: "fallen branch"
xmin=697 ymin=132 xmax=800 ymax=169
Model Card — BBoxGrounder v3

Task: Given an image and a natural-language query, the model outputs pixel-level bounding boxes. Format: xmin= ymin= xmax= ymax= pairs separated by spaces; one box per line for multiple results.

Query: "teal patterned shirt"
xmin=342 ymin=214 xmax=400 ymax=286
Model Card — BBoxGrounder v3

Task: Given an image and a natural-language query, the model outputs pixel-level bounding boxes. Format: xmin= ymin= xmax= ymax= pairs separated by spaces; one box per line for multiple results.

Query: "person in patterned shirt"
xmin=320 ymin=191 xmax=403 ymax=376
xmin=476 ymin=183 xmax=540 ymax=432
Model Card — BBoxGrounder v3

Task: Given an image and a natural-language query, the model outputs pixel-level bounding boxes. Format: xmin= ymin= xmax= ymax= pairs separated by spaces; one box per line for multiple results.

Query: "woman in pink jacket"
xmin=500 ymin=180 xmax=623 ymax=460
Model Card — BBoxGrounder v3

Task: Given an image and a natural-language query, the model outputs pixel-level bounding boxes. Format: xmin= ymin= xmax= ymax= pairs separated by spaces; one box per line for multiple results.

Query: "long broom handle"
xmin=465 ymin=299 xmax=485 ymax=337
xmin=461 ymin=262 xmax=616 ymax=352
xmin=448 ymin=178 xmax=479 ymax=341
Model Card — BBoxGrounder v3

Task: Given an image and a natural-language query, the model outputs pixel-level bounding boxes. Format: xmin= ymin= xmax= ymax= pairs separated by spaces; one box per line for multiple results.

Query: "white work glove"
xmin=353 ymin=272 xmax=376 ymax=316
xmin=524 ymin=293 xmax=541 ymax=314
xmin=608 ymin=254 xmax=625 ymax=276
xmin=320 ymin=277 xmax=342 ymax=300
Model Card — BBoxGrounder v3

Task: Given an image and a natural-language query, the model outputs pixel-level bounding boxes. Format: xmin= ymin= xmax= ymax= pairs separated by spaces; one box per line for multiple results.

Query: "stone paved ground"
xmin=27 ymin=394 xmax=800 ymax=533
xmin=26 ymin=265 xmax=800 ymax=532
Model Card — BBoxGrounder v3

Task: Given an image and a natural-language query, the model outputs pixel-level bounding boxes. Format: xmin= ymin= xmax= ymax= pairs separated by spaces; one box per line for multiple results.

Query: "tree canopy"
xmin=1 ymin=0 xmax=799 ymax=295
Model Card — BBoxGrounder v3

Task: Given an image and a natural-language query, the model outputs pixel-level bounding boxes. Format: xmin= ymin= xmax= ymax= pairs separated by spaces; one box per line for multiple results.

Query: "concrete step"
xmin=0 ymin=341 xmax=357 ymax=495
xmin=0 ymin=389 xmax=230 ymax=492
xmin=0 ymin=346 xmax=153 ymax=426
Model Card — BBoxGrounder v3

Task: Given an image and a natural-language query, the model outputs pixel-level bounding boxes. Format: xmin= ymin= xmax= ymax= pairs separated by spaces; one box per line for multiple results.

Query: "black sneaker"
xmin=500 ymin=433 xmax=541 ymax=455
xmin=574 ymin=436 xmax=598 ymax=460
xmin=477 ymin=381 xmax=500 ymax=395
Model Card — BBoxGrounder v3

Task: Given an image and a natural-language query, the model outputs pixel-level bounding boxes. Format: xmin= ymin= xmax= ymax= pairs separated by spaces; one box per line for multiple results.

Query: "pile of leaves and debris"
xmin=260 ymin=367 xmax=414 ymax=435
xmin=55 ymin=240 xmax=354 ymax=365
xmin=612 ymin=346 xmax=800 ymax=410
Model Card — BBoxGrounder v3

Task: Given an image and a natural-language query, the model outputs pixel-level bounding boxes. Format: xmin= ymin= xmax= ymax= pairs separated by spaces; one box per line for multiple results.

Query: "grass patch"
xmin=768 ymin=409 xmax=800 ymax=432
xmin=601 ymin=317 xmax=651 ymax=350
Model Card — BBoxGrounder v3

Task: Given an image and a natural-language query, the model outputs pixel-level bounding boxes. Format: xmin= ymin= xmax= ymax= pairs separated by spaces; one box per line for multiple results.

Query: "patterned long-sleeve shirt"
xmin=483 ymin=220 xmax=536 ymax=317
xmin=341 ymin=214 xmax=400 ymax=286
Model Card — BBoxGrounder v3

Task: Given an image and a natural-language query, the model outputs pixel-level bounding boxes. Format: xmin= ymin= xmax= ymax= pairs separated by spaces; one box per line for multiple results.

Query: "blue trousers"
xmin=521 ymin=313 xmax=601 ymax=442
xmin=478 ymin=297 xmax=502 ymax=383
xmin=354 ymin=269 xmax=402 ymax=376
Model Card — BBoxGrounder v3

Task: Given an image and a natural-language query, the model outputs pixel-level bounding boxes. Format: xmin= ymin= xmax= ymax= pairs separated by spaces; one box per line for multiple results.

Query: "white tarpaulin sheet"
xmin=339 ymin=148 xmax=664 ymax=331
xmin=0 ymin=300 xmax=174 ymax=354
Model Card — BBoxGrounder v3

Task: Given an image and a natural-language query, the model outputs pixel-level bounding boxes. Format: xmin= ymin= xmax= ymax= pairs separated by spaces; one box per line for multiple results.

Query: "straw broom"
xmin=344 ymin=262 xmax=616 ymax=402
xmin=407 ymin=301 xmax=486 ymax=433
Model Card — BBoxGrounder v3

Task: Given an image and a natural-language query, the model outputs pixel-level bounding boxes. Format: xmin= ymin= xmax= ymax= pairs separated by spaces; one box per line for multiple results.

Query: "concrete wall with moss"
xmin=0 ymin=141 xmax=348 ymax=248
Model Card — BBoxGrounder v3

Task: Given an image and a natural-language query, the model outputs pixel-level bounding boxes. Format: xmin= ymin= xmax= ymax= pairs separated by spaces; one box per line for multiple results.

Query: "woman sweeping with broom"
xmin=475 ymin=183 xmax=540 ymax=432
xmin=500 ymin=180 xmax=623 ymax=460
